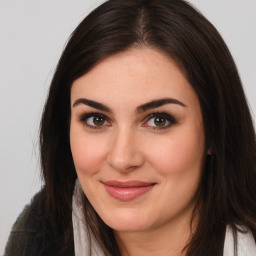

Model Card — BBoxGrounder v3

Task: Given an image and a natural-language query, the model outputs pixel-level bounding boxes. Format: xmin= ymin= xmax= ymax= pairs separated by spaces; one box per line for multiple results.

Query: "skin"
xmin=70 ymin=47 xmax=206 ymax=256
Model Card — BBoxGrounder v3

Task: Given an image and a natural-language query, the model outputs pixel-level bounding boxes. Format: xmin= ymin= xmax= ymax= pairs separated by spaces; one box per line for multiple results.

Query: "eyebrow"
xmin=72 ymin=97 xmax=186 ymax=113
xmin=136 ymin=98 xmax=186 ymax=113
xmin=73 ymin=98 xmax=112 ymax=113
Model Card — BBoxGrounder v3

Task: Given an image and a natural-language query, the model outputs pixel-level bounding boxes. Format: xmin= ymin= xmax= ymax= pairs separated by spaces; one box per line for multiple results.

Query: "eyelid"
xmin=79 ymin=112 xmax=108 ymax=121
xmin=142 ymin=111 xmax=177 ymax=129
xmin=77 ymin=110 xmax=177 ymax=130
xmin=79 ymin=112 xmax=111 ymax=129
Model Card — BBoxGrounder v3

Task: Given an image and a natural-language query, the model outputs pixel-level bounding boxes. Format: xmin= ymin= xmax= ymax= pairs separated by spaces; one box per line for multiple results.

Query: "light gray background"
xmin=0 ymin=0 xmax=255 ymax=254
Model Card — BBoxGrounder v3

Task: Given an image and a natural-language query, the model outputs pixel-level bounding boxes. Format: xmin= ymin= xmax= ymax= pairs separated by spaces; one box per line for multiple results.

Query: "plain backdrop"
xmin=0 ymin=0 xmax=255 ymax=254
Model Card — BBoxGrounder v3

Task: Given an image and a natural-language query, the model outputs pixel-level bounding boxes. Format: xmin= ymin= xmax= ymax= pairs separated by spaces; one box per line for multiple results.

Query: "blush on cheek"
xmin=71 ymin=140 xmax=106 ymax=175
xmin=150 ymin=138 xmax=203 ymax=175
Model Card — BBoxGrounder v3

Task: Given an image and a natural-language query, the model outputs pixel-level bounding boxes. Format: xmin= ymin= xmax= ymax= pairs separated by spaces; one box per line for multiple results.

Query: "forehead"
xmin=71 ymin=47 xmax=198 ymax=108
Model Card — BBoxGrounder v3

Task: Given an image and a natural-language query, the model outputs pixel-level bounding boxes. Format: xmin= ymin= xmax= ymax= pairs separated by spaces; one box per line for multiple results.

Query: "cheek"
xmin=70 ymin=129 xmax=107 ymax=175
xmin=147 ymin=129 xmax=205 ymax=175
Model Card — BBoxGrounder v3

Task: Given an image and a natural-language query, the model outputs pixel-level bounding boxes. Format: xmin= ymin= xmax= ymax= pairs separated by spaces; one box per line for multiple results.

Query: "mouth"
xmin=102 ymin=180 xmax=156 ymax=201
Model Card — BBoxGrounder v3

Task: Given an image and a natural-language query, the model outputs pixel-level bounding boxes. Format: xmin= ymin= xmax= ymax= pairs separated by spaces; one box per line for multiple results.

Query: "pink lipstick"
xmin=102 ymin=180 xmax=155 ymax=201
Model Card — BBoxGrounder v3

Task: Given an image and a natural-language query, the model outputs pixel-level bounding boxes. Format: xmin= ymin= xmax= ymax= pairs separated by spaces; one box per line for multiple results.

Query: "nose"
xmin=107 ymin=128 xmax=144 ymax=172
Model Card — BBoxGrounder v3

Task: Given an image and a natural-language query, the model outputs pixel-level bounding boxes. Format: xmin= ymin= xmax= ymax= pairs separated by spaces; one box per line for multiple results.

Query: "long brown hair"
xmin=40 ymin=0 xmax=256 ymax=255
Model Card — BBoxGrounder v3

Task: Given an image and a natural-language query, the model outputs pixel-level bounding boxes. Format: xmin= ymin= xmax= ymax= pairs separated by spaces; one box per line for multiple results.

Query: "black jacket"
xmin=4 ymin=189 xmax=75 ymax=256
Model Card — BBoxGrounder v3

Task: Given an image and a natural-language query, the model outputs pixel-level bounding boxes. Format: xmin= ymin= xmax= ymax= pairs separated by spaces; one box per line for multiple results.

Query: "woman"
xmin=5 ymin=0 xmax=256 ymax=255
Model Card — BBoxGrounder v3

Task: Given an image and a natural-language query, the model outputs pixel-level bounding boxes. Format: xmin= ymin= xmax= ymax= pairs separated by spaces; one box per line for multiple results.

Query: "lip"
xmin=102 ymin=180 xmax=156 ymax=201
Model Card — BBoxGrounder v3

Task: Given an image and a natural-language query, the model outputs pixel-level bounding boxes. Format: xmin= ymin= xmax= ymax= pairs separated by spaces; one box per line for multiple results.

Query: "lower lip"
xmin=104 ymin=184 xmax=154 ymax=201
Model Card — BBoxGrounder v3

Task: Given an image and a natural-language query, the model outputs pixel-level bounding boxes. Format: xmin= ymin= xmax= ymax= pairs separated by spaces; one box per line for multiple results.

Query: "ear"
xmin=207 ymin=148 xmax=212 ymax=155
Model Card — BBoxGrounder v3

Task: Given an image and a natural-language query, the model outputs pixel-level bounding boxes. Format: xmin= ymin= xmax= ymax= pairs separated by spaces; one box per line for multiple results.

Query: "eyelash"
xmin=143 ymin=111 xmax=177 ymax=130
xmin=79 ymin=111 xmax=177 ymax=130
xmin=79 ymin=112 xmax=110 ymax=130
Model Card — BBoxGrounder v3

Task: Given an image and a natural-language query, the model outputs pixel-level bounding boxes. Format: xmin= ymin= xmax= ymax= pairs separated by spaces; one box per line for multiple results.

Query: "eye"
xmin=143 ymin=112 xmax=177 ymax=129
xmin=80 ymin=113 xmax=110 ymax=129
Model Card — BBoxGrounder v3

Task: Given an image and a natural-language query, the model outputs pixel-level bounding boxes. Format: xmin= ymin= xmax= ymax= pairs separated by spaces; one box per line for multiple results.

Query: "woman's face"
xmin=70 ymin=47 xmax=206 ymax=233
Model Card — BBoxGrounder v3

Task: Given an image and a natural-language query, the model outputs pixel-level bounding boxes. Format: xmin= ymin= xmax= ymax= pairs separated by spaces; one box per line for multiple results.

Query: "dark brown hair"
xmin=40 ymin=0 xmax=256 ymax=255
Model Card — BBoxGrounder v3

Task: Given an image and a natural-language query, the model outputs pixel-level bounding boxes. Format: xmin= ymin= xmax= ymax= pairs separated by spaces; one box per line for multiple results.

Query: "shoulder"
xmin=4 ymin=188 xmax=52 ymax=256
xmin=9 ymin=188 xmax=47 ymax=233
xmin=4 ymin=188 xmax=74 ymax=256
xmin=224 ymin=225 xmax=256 ymax=256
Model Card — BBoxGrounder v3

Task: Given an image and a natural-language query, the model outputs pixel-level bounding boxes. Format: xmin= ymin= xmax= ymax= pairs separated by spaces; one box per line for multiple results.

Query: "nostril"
xmin=107 ymin=149 xmax=144 ymax=172
xmin=106 ymin=130 xmax=145 ymax=171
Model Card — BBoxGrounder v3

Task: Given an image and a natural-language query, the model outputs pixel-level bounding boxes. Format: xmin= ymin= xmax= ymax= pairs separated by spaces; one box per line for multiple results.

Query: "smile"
xmin=102 ymin=180 xmax=156 ymax=201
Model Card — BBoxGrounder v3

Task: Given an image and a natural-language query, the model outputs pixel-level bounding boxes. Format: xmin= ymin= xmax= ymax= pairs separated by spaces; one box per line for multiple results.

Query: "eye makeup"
xmin=78 ymin=110 xmax=177 ymax=131
xmin=142 ymin=111 xmax=178 ymax=130
xmin=79 ymin=112 xmax=110 ymax=129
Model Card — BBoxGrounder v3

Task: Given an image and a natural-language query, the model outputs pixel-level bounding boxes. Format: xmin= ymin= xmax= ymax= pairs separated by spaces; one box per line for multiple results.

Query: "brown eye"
xmin=92 ymin=116 xmax=105 ymax=126
xmin=80 ymin=113 xmax=110 ymax=129
xmin=154 ymin=117 xmax=167 ymax=126
xmin=143 ymin=112 xmax=177 ymax=130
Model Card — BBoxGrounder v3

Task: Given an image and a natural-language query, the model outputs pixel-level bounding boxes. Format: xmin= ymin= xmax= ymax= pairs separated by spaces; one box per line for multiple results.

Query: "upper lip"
xmin=102 ymin=180 xmax=156 ymax=188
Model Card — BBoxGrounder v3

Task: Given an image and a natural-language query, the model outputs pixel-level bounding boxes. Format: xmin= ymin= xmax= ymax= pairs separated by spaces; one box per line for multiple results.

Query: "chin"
xmin=107 ymin=222 xmax=148 ymax=232
xmin=101 ymin=210 xmax=152 ymax=232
